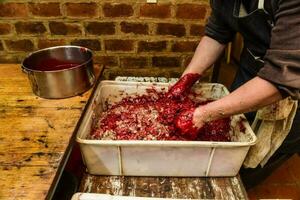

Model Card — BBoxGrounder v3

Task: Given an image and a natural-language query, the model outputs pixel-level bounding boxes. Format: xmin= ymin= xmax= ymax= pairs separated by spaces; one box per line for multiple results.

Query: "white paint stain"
xmin=83 ymin=176 xmax=93 ymax=193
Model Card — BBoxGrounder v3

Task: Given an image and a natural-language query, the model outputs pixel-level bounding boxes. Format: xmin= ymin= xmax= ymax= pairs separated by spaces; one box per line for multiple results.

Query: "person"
xmin=168 ymin=0 xmax=300 ymax=189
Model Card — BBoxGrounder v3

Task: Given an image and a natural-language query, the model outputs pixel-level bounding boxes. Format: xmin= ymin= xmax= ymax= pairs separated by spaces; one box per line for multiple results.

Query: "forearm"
xmin=183 ymin=36 xmax=226 ymax=76
xmin=195 ymin=77 xmax=283 ymax=123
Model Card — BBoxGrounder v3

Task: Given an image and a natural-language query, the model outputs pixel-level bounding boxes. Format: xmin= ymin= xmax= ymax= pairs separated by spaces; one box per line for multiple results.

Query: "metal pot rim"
xmin=21 ymin=45 xmax=93 ymax=73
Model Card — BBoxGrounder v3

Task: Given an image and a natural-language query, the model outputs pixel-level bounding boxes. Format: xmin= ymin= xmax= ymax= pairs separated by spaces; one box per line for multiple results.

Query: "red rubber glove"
xmin=167 ymin=73 xmax=201 ymax=98
xmin=175 ymin=108 xmax=200 ymax=140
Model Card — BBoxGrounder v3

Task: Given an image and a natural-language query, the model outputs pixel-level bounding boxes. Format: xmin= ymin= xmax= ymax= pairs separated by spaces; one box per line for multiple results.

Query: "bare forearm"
xmin=183 ymin=36 xmax=226 ymax=76
xmin=195 ymin=77 xmax=283 ymax=123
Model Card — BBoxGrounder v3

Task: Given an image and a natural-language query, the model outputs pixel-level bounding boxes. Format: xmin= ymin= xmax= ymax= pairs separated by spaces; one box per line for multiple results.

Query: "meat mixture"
xmin=90 ymin=88 xmax=231 ymax=142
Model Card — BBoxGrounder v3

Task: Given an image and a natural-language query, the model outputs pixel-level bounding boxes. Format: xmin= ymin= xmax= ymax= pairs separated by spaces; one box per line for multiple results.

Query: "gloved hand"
xmin=175 ymin=107 xmax=202 ymax=140
xmin=167 ymin=73 xmax=201 ymax=98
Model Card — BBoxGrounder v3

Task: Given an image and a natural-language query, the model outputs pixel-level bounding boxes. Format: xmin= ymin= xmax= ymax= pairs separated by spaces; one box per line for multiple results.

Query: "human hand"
xmin=192 ymin=106 xmax=206 ymax=129
xmin=167 ymin=73 xmax=201 ymax=98
xmin=175 ymin=107 xmax=205 ymax=140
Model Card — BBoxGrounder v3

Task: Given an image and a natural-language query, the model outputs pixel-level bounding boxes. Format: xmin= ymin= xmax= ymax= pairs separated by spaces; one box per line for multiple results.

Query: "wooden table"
xmin=0 ymin=64 xmax=248 ymax=200
xmin=79 ymin=174 xmax=248 ymax=199
xmin=0 ymin=64 xmax=102 ymax=200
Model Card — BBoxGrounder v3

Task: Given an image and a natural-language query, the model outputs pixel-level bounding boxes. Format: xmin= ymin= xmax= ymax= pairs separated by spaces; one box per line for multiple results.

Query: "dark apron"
xmin=231 ymin=0 xmax=270 ymax=92
xmin=229 ymin=0 xmax=300 ymax=153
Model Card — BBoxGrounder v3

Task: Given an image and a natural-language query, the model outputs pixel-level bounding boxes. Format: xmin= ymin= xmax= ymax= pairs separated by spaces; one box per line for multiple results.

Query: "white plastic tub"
xmin=76 ymin=81 xmax=257 ymax=177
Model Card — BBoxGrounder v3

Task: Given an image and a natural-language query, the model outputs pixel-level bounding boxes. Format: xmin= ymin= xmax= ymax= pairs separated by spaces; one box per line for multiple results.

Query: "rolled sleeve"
xmin=205 ymin=7 xmax=236 ymax=44
xmin=258 ymin=0 xmax=300 ymax=99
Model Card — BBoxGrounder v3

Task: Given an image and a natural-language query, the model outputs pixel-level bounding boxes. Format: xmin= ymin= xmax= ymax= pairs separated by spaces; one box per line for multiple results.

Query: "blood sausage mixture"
xmin=90 ymin=88 xmax=231 ymax=142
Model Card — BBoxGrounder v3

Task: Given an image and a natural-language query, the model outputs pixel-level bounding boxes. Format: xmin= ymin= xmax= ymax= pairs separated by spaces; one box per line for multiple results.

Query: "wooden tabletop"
xmin=79 ymin=174 xmax=248 ymax=199
xmin=0 ymin=64 xmax=102 ymax=200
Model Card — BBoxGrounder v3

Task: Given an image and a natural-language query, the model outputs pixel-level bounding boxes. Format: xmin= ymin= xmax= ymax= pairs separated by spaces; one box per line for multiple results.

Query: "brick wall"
xmin=0 ymin=0 xmax=211 ymax=79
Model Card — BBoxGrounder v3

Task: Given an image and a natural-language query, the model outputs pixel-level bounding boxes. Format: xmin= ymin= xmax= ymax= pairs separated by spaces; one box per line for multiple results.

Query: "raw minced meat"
xmin=90 ymin=89 xmax=232 ymax=142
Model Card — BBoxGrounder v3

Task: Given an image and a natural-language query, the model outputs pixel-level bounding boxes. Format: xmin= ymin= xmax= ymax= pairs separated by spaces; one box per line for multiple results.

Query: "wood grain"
xmin=79 ymin=174 xmax=248 ymax=200
xmin=0 ymin=64 xmax=102 ymax=200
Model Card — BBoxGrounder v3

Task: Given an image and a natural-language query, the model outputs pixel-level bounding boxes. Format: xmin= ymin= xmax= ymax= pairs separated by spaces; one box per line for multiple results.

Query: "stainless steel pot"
xmin=21 ymin=46 xmax=95 ymax=99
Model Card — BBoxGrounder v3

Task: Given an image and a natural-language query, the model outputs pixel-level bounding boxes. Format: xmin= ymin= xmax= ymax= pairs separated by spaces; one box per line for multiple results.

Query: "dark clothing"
xmin=204 ymin=0 xmax=300 ymax=188
xmin=231 ymin=63 xmax=300 ymax=153
xmin=205 ymin=0 xmax=300 ymax=154
xmin=205 ymin=0 xmax=300 ymax=99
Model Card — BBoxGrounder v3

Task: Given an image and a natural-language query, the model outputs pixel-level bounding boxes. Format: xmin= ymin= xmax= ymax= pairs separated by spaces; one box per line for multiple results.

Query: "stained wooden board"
xmin=0 ymin=105 xmax=86 ymax=117
xmin=79 ymin=174 xmax=248 ymax=200
xmin=0 ymin=64 xmax=103 ymax=200
xmin=0 ymin=112 xmax=82 ymax=131
xmin=0 ymin=152 xmax=64 ymax=167
xmin=0 ymin=93 xmax=91 ymax=108
xmin=0 ymin=166 xmax=56 ymax=200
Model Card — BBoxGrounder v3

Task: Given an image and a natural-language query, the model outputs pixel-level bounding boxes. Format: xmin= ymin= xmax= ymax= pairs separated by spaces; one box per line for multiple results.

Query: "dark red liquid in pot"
xmin=33 ymin=58 xmax=80 ymax=71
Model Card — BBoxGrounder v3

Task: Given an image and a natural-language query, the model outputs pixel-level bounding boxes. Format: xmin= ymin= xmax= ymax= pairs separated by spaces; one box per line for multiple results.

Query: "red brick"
xmin=71 ymin=39 xmax=101 ymax=51
xmin=5 ymin=39 xmax=34 ymax=52
xmin=15 ymin=22 xmax=46 ymax=34
xmin=29 ymin=3 xmax=61 ymax=17
xmin=169 ymin=69 xmax=184 ymax=78
xmin=0 ymin=42 xmax=3 ymax=51
xmin=94 ymin=56 xmax=118 ymax=67
xmin=140 ymin=4 xmax=171 ymax=18
xmin=190 ymin=24 xmax=205 ymax=36
xmin=65 ymin=3 xmax=98 ymax=17
xmin=138 ymin=41 xmax=166 ymax=52
xmin=38 ymin=39 xmax=66 ymax=49
xmin=120 ymin=22 xmax=148 ymax=35
xmin=184 ymin=56 xmax=193 ymax=66
xmin=120 ymin=57 xmax=148 ymax=68
xmin=85 ymin=22 xmax=115 ymax=35
xmin=103 ymin=3 xmax=133 ymax=17
xmin=157 ymin=23 xmax=185 ymax=37
xmin=49 ymin=22 xmax=82 ymax=35
xmin=105 ymin=40 xmax=134 ymax=51
xmin=152 ymin=56 xmax=181 ymax=67
xmin=176 ymin=4 xmax=207 ymax=19
xmin=171 ymin=41 xmax=198 ymax=52
xmin=0 ymin=3 xmax=28 ymax=18
xmin=0 ymin=23 xmax=13 ymax=35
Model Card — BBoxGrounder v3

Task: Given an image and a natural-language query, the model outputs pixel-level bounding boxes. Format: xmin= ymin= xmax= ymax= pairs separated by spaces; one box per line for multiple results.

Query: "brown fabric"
xmin=258 ymin=0 xmax=300 ymax=99
xmin=205 ymin=0 xmax=300 ymax=99
xmin=205 ymin=0 xmax=239 ymax=44
xmin=205 ymin=6 xmax=236 ymax=44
